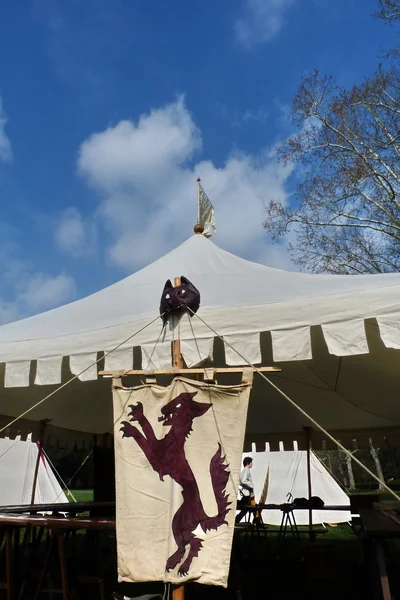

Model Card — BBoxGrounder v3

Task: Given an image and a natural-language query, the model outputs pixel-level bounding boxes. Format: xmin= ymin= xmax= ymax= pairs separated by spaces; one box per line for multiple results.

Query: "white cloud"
xmin=242 ymin=108 xmax=269 ymax=124
xmin=17 ymin=272 xmax=76 ymax=313
xmin=0 ymin=239 xmax=76 ymax=324
xmin=0 ymin=96 xmax=12 ymax=163
xmin=78 ymin=96 xmax=201 ymax=191
xmin=77 ymin=97 xmax=294 ymax=272
xmin=221 ymin=105 xmax=270 ymax=128
xmin=0 ymin=271 xmax=76 ymax=325
xmin=55 ymin=207 xmax=97 ymax=258
xmin=0 ymin=300 xmax=20 ymax=325
xmin=235 ymin=0 xmax=296 ymax=47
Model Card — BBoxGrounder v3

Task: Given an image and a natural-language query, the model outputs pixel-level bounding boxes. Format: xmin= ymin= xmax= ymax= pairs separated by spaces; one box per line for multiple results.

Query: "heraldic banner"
xmin=113 ymin=374 xmax=252 ymax=588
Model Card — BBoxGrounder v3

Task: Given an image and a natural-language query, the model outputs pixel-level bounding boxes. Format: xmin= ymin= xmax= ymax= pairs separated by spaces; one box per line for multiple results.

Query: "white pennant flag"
xmin=197 ymin=179 xmax=216 ymax=238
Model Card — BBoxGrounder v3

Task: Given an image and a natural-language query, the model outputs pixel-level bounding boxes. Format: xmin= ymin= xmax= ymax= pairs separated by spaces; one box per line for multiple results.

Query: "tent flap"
xmin=104 ymin=347 xmax=133 ymax=371
xmin=377 ymin=315 xmax=400 ymax=350
xmin=35 ymin=356 xmax=63 ymax=386
xmin=322 ymin=320 xmax=369 ymax=356
xmin=69 ymin=353 xmax=98 ymax=381
xmin=224 ymin=333 xmax=261 ymax=366
xmin=181 ymin=337 xmax=213 ymax=367
xmin=5 ymin=361 xmax=31 ymax=388
xmin=141 ymin=343 xmax=172 ymax=369
xmin=271 ymin=327 xmax=312 ymax=362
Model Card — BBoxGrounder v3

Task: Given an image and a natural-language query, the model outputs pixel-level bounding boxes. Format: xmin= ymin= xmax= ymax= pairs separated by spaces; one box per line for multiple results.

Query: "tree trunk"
xmin=337 ymin=444 xmax=349 ymax=489
xmin=345 ymin=452 xmax=356 ymax=490
xmin=326 ymin=450 xmax=333 ymax=475
xmin=368 ymin=438 xmax=385 ymax=491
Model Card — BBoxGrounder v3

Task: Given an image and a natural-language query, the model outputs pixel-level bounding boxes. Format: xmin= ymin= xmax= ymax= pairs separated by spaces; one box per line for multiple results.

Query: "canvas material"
xmin=113 ymin=377 xmax=251 ymax=588
xmin=0 ymin=234 xmax=400 ymax=444
xmin=1 ymin=233 xmax=399 ymax=374
xmin=0 ymin=435 xmax=68 ymax=505
xmin=242 ymin=449 xmax=351 ymax=526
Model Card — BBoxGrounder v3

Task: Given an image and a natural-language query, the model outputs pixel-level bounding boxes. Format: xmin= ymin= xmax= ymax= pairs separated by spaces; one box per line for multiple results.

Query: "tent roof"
xmin=0 ymin=233 xmax=399 ymax=369
xmin=0 ymin=233 xmax=399 ymax=447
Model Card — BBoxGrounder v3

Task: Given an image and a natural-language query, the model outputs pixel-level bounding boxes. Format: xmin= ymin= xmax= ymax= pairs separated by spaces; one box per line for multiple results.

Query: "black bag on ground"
xmin=292 ymin=496 xmax=324 ymax=508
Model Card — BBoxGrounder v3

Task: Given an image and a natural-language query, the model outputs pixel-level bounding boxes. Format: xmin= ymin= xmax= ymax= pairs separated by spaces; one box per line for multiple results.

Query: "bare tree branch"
xmin=265 ymin=66 xmax=400 ymax=274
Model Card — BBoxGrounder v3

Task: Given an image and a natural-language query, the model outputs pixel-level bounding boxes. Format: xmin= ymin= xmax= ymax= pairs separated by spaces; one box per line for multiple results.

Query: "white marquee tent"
xmin=0 ymin=435 xmax=68 ymax=506
xmin=242 ymin=446 xmax=351 ymax=526
xmin=0 ymin=233 xmax=399 ymax=448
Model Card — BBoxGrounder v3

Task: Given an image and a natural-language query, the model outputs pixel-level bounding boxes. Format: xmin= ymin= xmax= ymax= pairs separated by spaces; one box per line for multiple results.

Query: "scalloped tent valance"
xmin=0 ymin=234 xmax=399 ymax=448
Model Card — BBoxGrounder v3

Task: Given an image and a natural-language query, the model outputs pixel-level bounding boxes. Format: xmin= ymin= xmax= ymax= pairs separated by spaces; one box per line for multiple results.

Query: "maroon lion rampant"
xmin=120 ymin=391 xmax=231 ymax=576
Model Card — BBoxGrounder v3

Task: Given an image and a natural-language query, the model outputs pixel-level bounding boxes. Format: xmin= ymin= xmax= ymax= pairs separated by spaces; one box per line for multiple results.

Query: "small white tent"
xmin=242 ymin=446 xmax=351 ymax=525
xmin=0 ymin=435 xmax=68 ymax=506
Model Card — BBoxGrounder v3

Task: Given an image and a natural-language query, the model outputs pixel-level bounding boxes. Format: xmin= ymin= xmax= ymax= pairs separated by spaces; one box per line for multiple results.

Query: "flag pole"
xmin=197 ymin=177 xmax=201 ymax=225
xmin=194 ymin=178 xmax=204 ymax=235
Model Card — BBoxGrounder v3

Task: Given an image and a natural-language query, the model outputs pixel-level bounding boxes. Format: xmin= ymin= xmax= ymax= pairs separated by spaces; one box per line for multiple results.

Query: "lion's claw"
xmin=128 ymin=402 xmax=144 ymax=422
xmin=120 ymin=421 xmax=137 ymax=438
xmin=178 ymin=567 xmax=188 ymax=577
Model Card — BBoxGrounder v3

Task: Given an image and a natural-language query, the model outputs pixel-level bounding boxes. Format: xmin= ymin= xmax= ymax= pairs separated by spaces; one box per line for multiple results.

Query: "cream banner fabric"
xmin=113 ymin=376 xmax=252 ymax=588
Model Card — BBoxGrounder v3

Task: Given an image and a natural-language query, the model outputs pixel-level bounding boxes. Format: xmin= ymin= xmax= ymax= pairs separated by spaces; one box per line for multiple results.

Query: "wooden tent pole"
xmin=304 ymin=426 xmax=313 ymax=541
xmin=172 ymin=276 xmax=185 ymax=600
xmin=31 ymin=420 xmax=47 ymax=505
xmin=172 ymin=277 xmax=184 ymax=370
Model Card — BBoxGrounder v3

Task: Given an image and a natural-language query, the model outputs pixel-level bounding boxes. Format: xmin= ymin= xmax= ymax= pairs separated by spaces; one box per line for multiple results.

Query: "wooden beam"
xmin=99 ymin=366 xmax=280 ymax=376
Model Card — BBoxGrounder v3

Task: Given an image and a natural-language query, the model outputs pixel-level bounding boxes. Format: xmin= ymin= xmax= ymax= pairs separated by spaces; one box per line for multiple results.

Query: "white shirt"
xmin=239 ymin=466 xmax=254 ymax=497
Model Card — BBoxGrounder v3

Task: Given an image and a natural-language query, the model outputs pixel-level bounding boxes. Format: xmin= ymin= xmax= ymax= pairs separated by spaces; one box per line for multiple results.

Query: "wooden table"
xmin=0 ymin=513 xmax=115 ymax=600
xmin=0 ymin=501 xmax=115 ymax=515
xmin=258 ymin=504 xmax=351 ymax=511
xmin=358 ymin=508 xmax=400 ymax=600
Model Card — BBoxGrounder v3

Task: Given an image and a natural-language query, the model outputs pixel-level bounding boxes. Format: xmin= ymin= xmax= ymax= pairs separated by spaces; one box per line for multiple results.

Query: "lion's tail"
xmin=201 ymin=443 xmax=231 ymax=532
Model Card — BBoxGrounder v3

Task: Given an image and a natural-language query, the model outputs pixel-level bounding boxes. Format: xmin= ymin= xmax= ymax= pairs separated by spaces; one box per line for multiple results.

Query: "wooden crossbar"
xmin=99 ymin=366 xmax=280 ymax=376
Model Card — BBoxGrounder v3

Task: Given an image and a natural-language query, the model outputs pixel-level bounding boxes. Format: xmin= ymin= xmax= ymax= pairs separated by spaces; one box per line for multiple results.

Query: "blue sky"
xmin=0 ymin=0 xmax=397 ymax=323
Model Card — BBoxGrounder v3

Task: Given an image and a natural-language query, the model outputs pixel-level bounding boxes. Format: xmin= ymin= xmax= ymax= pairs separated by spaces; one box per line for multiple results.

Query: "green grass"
xmin=66 ymin=489 xmax=93 ymax=502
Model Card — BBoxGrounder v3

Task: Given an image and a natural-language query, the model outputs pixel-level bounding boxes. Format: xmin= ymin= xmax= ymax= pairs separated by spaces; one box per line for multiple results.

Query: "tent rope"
xmin=61 ymin=450 xmax=94 ymax=502
xmin=144 ymin=325 xmax=165 ymax=371
xmin=187 ymin=314 xmax=204 ymax=366
xmin=42 ymin=448 xmax=77 ymax=503
xmin=186 ymin=313 xmax=247 ymax=497
xmin=0 ymin=312 xmax=163 ymax=437
xmin=0 ymin=438 xmax=21 ymax=460
xmin=188 ymin=308 xmax=400 ymax=502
